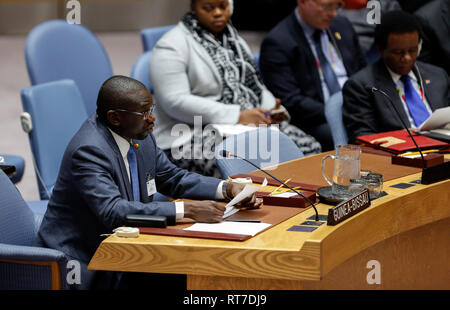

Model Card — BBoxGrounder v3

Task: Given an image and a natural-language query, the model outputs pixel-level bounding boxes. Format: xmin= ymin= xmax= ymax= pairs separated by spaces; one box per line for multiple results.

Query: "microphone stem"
xmin=233 ymin=154 xmax=320 ymax=221
xmin=372 ymin=88 xmax=427 ymax=167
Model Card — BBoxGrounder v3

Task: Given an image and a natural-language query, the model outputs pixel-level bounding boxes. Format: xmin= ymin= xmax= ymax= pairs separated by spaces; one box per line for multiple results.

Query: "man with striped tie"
xmin=36 ymin=75 xmax=261 ymax=289
xmin=343 ymin=10 xmax=449 ymax=143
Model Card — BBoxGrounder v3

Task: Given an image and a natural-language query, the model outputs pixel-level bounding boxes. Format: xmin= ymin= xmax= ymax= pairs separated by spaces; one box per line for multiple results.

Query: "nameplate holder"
xmin=327 ymin=189 xmax=371 ymax=226
xmin=391 ymin=153 xmax=444 ymax=168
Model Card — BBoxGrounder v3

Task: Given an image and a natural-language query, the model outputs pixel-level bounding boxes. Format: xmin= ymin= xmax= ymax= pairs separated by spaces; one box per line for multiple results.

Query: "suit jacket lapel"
xmin=327 ymin=26 xmax=346 ymax=68
xmin=288 ymin=13 xmax=324 ymax=102
xmin=414 ymin=63 xmax=437 ymax=111
xmin=96 ymin=119 xmax=133 ymax=201
xmin=374 ymin=61 xmax=411 ymax=127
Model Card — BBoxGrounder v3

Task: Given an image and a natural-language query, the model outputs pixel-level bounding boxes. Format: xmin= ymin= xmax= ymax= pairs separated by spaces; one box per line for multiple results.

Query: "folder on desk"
xmin=356 ymin=129 xmax=449 ymax=154
xmin=256 ymin=191 xmax=317 ymax=208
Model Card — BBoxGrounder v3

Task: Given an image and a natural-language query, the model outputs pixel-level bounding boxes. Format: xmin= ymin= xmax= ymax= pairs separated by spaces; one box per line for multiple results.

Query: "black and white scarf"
xmin=182 ymin=12 xmax=264 ymax=110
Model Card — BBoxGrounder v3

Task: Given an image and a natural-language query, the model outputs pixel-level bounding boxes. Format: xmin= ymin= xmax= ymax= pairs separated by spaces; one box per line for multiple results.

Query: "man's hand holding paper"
xmin=223 ymin=179 xmax=267 ymax=219
xmin=227 ymin=182 xmax=263 ymax=210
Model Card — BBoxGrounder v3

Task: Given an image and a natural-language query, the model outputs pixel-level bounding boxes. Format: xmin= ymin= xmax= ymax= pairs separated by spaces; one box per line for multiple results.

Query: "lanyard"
xmin=313 ymin=42 xmax=337 ymax=75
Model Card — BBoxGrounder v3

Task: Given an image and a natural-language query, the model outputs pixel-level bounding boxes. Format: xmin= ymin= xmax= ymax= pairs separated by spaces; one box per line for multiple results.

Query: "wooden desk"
xmin=89 ymin=153 xmax=450 ymax=290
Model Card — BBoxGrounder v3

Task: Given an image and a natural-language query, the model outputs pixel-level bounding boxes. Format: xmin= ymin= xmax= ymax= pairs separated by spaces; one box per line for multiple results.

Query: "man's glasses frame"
xmin=113 ymin=105 xmax=155 ymax=120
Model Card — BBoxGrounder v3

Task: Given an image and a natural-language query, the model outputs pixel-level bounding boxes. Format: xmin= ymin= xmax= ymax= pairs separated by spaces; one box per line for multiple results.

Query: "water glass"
xmin=365 ymin=173 xmax=383 ymax=199
xmin=348 ymin=178 xmax=367 ymax=195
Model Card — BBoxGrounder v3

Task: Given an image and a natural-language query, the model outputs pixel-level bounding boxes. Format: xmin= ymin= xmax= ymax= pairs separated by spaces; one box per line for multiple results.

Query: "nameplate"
xmin=327 ymin=189 xmax=371 ymax=226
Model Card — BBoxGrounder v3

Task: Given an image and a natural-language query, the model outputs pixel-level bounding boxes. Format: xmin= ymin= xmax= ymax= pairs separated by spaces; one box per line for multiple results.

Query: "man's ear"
xmin=107 ymin=110 xmax=121 ymax=127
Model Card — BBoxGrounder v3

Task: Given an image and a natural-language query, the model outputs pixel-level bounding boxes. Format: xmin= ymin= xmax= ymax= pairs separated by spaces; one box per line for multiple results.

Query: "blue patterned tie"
xmin=400 ymin=75 xmax=430 ymax=127
xmin=313 ymin=30 xmax=341 ymax=96
xmin=127 ymin=145 xmax=140 ymax=201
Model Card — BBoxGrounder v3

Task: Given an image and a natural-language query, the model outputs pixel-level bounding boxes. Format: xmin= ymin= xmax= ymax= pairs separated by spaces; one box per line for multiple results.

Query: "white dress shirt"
xmin=108 ymin=128 xmax=225 ymax=220
xmin=386 ymin=66 xmax=432 ymax=128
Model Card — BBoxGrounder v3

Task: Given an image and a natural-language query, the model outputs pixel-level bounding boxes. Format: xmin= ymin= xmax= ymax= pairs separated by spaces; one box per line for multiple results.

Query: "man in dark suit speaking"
xmin=343 ymin=10 xmax=450 ymax=143
xmin=260 ymin=0 xmax=366 ymax=151
xmin=37 ymin=75 xmax=261 ymax=289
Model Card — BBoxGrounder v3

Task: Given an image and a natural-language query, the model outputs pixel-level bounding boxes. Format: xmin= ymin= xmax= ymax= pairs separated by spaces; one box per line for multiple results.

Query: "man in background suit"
xmin=37 ymin=75 xmax=261 ymax=289
xmin=342 ymin=10 xmax=450 ymax=143
xmin=260 ymin=0 xmax=366 ymax=151
xmin=415 ymin=0 xmax=450 ymax=76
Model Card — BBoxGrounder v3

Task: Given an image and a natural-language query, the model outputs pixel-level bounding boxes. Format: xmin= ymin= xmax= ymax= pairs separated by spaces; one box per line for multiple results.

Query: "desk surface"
xmin=89 ymin=152 xmax=450 ymax=289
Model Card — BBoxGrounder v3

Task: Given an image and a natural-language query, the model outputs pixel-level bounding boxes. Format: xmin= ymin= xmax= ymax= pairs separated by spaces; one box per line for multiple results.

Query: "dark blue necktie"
xmin=400 ymin=75 xmax=430 ymax=127
xmin=313 ymin=30 xmax=341 ymax=96
xmin=127 ymin=145 xmax=140 ymax=201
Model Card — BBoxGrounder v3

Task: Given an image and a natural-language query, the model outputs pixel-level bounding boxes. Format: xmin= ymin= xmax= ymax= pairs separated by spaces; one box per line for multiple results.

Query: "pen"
xmin=399 ymin=149 xmax=439 ymax=157
xmin=270 ymin=178 xmax=292 ymax=195
xmin=272 ymin=187 xmax=300 ymax=195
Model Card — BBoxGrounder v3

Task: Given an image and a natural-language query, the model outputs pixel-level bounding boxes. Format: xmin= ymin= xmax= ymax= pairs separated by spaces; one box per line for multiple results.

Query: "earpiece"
xmin=418 ymin=39 xmax=422 ymax=57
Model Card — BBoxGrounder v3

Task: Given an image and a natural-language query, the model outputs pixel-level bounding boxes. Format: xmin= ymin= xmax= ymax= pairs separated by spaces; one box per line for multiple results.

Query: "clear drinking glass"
xmin=321 ymin=144 xmax=362 ymax=198
xmin=365 ymin=173 xmax=383 ymax=199
xmin=348 ymin=178 xmax=367 ymax=195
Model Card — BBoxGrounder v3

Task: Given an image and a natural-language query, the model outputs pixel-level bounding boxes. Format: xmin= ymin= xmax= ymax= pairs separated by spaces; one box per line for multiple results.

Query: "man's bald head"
xmin=96 ymin=75 xmax=148 ymax=123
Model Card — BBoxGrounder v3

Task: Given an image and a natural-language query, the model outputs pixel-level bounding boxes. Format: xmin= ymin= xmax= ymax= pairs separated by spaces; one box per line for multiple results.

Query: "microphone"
xmin=220 ymin=150 xmax=320 ymax=221
xmin=370 ymin=87 xmax=450 ymax=184
xmin=370 ymin=87 xmax=427 ymax=168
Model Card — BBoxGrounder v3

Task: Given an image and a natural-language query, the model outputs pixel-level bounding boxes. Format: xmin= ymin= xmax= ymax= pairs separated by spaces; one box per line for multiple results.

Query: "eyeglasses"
xmin=311 ymin=0 xmax=344 ymax=12
xmin=113 ymin=105 xmax=155 ymax=120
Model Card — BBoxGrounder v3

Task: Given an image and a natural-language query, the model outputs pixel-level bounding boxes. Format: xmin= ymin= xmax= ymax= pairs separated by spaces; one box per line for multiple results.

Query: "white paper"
xmin=185 ymin=222 xmax=272 ymax=237
xmin=403 ymin=154 xmax=422 ymax=159
xmin=223 ymin=178 xmax=268 ymax=219
xmin=430 ymin=128 xmax=450 ymax=136
xmin=272 ymin=192 xmax=298 ymax=198
xmin=419 ymin=107 xmax=450 ymax=131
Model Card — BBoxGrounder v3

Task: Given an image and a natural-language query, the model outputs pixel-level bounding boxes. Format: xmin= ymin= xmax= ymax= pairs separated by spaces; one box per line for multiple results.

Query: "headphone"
xmin=417 ymin=39 xmax=422 ymax=57
xmin=20 ymin=112 xmax=52 ymax=199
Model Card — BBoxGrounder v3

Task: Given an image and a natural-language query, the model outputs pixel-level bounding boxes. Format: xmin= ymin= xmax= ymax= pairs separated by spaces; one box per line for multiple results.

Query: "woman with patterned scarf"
xmin=150 ymin=0 xmax=321 ymax=177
